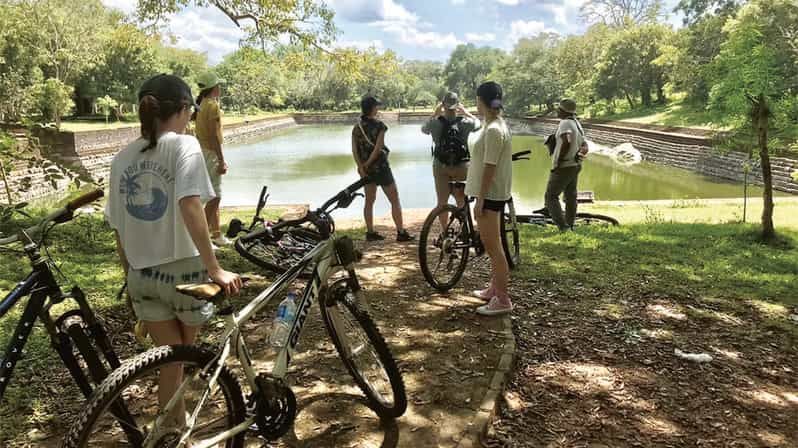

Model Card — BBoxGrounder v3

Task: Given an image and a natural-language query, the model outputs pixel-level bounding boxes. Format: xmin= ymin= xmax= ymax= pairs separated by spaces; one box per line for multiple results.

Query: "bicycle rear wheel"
xmin=321 ymin=279 xmax=407 ymax=419
xmin=63 ymin=345 xmax=246 ymax=448
xmin=418 ymin=205 xmax=470 ymax=291
xmin=574 ymin=213 xmax=619 ymax=227
xmin=235 ymin=226 xmax=321 ymax=276
xmin=501 ymin=200 xmax=520 ymax=269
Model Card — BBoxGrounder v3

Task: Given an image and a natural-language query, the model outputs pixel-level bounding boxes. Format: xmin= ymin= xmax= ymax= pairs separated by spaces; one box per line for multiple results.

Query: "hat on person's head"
xmin=138 ymin=74 xmax=197 ymax=107
xmin=558 ymin=98 xmax=577 ymax=114
xmin=361 ymin=95 xmax=383 ymax=115
xmin=443 ymin=91 xmax=460 ymax=110
xmin=476 ymin=81 xmax=503 ymax=110
xmin=196 ymin=71 xmax=225 ymax=90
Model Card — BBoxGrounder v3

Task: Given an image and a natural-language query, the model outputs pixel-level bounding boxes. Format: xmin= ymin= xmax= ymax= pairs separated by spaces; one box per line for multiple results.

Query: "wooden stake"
xmin=0 ymin=160 xmax=13 ymax=205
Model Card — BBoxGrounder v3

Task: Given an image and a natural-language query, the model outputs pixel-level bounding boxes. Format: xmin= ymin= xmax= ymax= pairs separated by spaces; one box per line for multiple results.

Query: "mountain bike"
xmin=0 ymin=190 xmax=143 ymax=445
xmin=227 ymin=186 xmax=322 ymax=277
xmin=64 ymin=177 xmax=407 ymax=448
xmin=418 ymin=150 xmax=530 ymax=292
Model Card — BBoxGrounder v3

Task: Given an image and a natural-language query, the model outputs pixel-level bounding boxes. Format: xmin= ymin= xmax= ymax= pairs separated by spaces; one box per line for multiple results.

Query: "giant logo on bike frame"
xmin=120 ymin=160 xmax=175 ymax=221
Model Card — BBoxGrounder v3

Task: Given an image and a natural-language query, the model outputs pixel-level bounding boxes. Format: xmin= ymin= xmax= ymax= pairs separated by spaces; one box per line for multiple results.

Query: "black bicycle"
xmin=515 ymin=191 xmax=619 ymax=227
xmin=0 ymin=190 xmax=143 ymax=445
xmin=228 ymin=186 xmax=322 ymax=276
xmin=418 ymin=151 xmax=530 ymax=291
xmin=64 ymin=177 xmax=406 ymax=447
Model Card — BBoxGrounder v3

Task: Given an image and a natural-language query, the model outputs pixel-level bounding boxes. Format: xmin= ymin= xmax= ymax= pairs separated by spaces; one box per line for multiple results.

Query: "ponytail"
xmin=138 ymin=95 xmax=190 ymax=152
xmin=139 ymin=95 xmax=161 ymax=151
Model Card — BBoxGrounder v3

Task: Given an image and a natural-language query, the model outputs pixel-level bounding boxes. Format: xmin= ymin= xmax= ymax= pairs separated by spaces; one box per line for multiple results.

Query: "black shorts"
xmin=474 ymin=198 xmax=506 ymax=213
xmin=366 ymin=163 xmax=395 ymax=187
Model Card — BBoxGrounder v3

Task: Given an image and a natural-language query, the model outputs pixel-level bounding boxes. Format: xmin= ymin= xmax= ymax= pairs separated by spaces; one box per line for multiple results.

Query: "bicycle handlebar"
xmin=239 ymin=176 xmax=372 ymax=244
xmin=0 ymin=189 xmax=104 ymax=246
xmin=512 ymin=150 xmax=531 ymax=161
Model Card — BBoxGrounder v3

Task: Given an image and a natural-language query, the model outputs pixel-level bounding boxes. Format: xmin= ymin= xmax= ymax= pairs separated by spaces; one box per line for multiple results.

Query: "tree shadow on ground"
xmin=487 ymin=222 xmax=798 ymax=447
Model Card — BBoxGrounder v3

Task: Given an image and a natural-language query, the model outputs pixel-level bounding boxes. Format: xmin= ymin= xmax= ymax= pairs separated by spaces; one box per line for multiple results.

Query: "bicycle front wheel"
xmin=321 ymin=279 xmax=407 ymax=419
xmin=418 ymin=205 xmax=470 ymax=291
xmin=235 ymin=226 xmax=320 ymax=276
xmin=63 ymin=345 xmax=246 ymax=448
xmin=574 ymin=213 xmax=619 ymax=227
xmin=501 ymin=200 xmax=520 ymax=269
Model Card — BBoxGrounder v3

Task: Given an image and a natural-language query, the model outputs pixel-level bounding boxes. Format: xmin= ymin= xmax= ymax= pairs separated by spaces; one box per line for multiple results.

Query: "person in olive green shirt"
xmin=193 ymin=72 xmax=228 ymax=246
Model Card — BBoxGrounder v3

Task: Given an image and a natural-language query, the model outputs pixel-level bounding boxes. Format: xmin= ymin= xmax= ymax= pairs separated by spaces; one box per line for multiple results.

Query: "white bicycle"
xmin=63 ymin=177 xmax=407 ymax=447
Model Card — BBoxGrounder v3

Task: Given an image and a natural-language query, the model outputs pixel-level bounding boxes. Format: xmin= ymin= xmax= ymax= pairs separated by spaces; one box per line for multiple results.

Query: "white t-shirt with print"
xmin=105 ymin=132 xmax=215 ymax=270
xmin=465 ymin=117 xmax=513 ymax=201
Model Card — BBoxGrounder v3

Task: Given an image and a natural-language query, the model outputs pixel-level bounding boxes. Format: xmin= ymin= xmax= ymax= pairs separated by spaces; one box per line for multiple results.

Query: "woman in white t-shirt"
xmin=464 ymin=81 xmax=514 ymax=316
xmin=106 ymin=74 xmax=242 ymax=425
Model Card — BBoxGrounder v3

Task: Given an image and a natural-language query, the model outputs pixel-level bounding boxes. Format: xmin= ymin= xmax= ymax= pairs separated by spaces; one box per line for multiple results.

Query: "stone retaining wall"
xmin=509 ymin=117 xmax=798 ymax=195
xmin=7 ymin=114 xmax=797 ymax=203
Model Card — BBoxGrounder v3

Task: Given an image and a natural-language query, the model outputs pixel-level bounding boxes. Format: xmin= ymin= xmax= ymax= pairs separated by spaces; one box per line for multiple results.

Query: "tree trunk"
xmin=624 ymin=92 xmax=635 ymax=109
xmin=641 ymin=87 xmax=652 ymax=107
xmin=656 ymin=83 xmax=666 ymax=104
xmin=753 ymin=94 xmax=775 ymax=239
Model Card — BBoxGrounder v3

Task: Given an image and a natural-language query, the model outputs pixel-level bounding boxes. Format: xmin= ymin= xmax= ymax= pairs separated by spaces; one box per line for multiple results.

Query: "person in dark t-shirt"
xmin=351 ymin=96 xmax=414 ymax=242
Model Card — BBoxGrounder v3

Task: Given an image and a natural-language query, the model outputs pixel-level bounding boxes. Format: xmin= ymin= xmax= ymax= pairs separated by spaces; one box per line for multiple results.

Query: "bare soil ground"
xmin=485 ymin=277 xmax=798 ymax=448
xmin=6 ymin=211 xmax=507 ymax=447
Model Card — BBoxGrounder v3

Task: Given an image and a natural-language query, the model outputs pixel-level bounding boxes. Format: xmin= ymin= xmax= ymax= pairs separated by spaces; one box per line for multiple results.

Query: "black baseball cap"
xmin=138 ymin=74 xmax=197 ymax=108
xmin=361 ymin=95 xmax=383 ymax=115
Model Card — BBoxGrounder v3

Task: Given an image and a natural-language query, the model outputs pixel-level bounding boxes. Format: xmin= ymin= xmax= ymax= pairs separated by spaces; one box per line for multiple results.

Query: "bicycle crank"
xmin=251 ymin=374 xmax=297 ymax=440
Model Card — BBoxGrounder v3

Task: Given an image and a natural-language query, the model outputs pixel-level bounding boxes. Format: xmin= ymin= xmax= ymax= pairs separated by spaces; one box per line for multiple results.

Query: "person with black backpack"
xmin=421 ymin=91 xmax=481 ymax=228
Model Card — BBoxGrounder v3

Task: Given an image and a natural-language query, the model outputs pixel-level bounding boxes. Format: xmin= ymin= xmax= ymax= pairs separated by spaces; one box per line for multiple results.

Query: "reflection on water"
xmin=222 ymin=124 xmax=775 ymax=218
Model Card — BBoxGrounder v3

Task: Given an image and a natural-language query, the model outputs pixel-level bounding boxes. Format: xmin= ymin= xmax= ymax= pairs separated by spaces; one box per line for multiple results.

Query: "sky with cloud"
xmin=101 ymin=0 xmax=682 ymax=64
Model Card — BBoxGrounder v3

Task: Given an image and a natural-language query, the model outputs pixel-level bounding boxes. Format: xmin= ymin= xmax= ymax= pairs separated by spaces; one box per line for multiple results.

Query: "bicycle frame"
xmin=158 ymin=232 xmax=354 ymax=448
xmin=0 ymin=255 xmax=107 ymax=399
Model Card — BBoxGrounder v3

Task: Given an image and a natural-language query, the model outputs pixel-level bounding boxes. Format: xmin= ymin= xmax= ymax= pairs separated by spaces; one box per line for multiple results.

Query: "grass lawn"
xmin=586 ymin=96 xmax=728 ymax=131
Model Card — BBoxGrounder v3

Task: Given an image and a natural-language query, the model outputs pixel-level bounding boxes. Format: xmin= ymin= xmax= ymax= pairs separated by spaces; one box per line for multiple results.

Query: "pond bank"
xmin=6 ymin=114 xmax=798 ymax=203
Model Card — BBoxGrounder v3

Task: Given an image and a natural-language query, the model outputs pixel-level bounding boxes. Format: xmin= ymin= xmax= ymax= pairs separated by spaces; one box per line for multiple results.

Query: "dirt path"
xmin=485 ymin=271 xmax=798 ymax=447
xmin=9 ymin=209 xmax=509 ymax=447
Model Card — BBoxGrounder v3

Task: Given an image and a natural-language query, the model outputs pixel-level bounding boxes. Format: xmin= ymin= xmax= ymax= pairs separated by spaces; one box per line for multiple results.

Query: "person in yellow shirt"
xmin=193 ymin=72 xmax=229 ymax=246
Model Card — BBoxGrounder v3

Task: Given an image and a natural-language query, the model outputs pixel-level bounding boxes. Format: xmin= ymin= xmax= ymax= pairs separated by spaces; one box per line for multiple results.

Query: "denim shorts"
xmin=127 ymin=256 xmax=214 ymax=326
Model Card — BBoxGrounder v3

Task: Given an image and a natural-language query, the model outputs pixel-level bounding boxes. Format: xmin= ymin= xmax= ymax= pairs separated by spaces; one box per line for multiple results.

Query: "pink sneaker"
xmin=476 ymin=297 xmax=513 ymax=316
xmin=472 ymin=286 xmax=494 ymax=301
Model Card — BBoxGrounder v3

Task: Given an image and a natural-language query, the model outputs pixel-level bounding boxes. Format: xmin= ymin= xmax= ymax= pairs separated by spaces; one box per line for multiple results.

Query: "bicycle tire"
xmin=235 ymin=226 xmax=320 ymax=276
xmin=65 ymin=321 xmax=145 ymax=446
xmin=574 ymin=213 xmax=619 ymax=226
xmin=321 ymin=279 xmax=407 ymax=419
xmin=501 ymin=201 xmax=521 ymax=269
xmin=418 ymin=205 xmax=470 ymax=291
xmin=63 ymin=345 xmax=246 ymax=448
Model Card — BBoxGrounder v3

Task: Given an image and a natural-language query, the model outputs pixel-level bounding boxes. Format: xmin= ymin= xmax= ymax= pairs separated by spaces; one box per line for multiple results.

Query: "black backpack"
xmin=433 ymin=116 xmax=469 ymax=166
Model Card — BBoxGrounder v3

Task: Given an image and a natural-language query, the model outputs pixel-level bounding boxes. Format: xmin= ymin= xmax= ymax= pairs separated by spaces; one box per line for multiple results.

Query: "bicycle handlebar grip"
xmin=512 ymin=150 xmax=532 ymax=161
xmin=347 ymin=176 xmax=372 ymax=193
xmin=67 ymin=189 xmax=104 ymax=211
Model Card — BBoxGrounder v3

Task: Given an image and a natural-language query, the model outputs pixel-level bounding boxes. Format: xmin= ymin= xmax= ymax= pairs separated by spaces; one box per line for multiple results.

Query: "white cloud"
xmin=101 ymin=0 xmax=136 ymax=14
xmin=495 ymin=0 xmax=520 ymax=5
xmin=329 ymin=0 xmax=418 ymax=24
xmin=378 ymin=22 xmax=460 ymax=49
xmin=451 ymin=0 xmax=465 ymax=4
xmin=465 ymin=32 xmax=496 ymax=43
xmin=542 ymin=0 xmax=586 ymax=31
xmin=167 ymin=8 xmax=246 ymax=64
xmin=509 ymin=19 xmax=556 ymax=45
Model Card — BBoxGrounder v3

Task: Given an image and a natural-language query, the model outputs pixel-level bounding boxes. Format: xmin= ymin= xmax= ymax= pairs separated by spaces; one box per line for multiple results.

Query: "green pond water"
xmin=222 ymin=124 xmax=779 ymax=217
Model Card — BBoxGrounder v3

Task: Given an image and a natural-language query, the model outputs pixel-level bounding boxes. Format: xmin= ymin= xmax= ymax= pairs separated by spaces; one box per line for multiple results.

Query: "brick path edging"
xmin=454 ymin=314 xmax=516 ymax=448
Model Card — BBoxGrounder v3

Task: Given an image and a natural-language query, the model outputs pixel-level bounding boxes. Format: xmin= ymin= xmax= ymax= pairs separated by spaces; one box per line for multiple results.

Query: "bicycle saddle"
xmin=176 ymin=277 xmax=250 ymax=302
